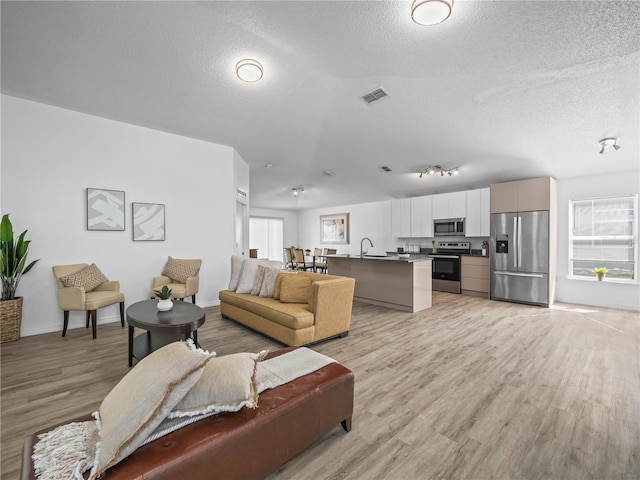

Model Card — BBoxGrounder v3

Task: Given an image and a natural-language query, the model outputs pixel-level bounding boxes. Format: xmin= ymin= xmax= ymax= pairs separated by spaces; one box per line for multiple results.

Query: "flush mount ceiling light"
xmin=292 ymin=187 xmax=304 ymax=197
xmin=419 ymin=165 xmax=459 ymax=178
xmin=411 ymin=0 xmax=453 ymax=26
xmin=598 ymin=138 xmax=621 ymax=154
xmin=236 ymin=59 xmax=263 ymax=82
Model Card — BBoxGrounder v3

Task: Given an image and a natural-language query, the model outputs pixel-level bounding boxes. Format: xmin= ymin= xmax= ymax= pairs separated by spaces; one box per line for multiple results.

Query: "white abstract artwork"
xmin=132 ymin=203 xmax=165 ymax=241
xmin=87 ymin=188 xmax=125 ymax=231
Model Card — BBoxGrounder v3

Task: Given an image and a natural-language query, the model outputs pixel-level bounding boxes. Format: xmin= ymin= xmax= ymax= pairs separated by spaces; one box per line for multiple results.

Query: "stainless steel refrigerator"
xmin=490 ymin=211 xmax=549 ymax=306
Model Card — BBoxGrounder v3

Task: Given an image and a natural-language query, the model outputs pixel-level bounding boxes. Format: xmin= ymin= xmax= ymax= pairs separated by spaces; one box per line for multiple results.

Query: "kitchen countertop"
xmin=327 ymin=254 xmax=432 ymax=263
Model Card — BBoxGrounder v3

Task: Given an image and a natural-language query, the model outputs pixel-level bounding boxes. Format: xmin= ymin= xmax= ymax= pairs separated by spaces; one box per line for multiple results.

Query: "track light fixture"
xmin=292 ymin=187 xmax=304 ymax=197
xmin=598 ymin=138 xmax=621 ymax=154
xmin=419 ymin=165 xmax=459 ymax=178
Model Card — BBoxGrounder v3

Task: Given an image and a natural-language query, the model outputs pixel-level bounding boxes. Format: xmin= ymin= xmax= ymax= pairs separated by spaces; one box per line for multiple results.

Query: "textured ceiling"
xmin=2 ymin=1 xmax=639 ymax=210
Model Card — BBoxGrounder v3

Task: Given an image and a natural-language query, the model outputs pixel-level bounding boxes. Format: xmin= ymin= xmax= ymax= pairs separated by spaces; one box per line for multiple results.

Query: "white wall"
xmin=297 ymin=201 xmax=394 ymax=256
xmin=1 ymin=95 xmax=244 ymax=336
xmin=556 ymin=171 xmax=640 ymax=310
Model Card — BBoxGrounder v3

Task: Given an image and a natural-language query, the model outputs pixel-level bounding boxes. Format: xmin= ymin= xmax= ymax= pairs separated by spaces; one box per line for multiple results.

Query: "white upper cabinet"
xmin=410 ymin=195 xmax=433 ymax=237
xmin=391 ymin=198 xmax=411 ymax=237
xmin=392 ymin=196 xmax=433 ymax=238
xmin=449 ymin=191 xmax=467 ymax=218
xmin=432 ymin=191 xmax=467 ymax=219
xmin=465 ymin=188 xmax=490 ymax=237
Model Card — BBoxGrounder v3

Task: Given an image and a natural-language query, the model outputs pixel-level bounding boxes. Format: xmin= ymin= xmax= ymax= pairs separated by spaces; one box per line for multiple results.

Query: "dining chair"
xmin=313 ymin=248 xmax=327 ymax=273
xmin=293 ymin=248 xmax=314 ymax=271
xmin=284 ymin=247 xmax=295 ymax=269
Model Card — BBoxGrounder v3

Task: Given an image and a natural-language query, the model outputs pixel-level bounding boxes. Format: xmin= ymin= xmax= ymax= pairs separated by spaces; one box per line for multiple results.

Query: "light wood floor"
xmin=2 ymin=293 xmax=639 ymax=479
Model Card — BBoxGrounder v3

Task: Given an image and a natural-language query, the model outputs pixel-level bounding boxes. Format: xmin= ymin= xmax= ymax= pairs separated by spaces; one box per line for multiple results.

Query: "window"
xmin=569 ymin=195 xmax=638 ymax=281
xmin=249 ymin=217 xmax=284 ymax=262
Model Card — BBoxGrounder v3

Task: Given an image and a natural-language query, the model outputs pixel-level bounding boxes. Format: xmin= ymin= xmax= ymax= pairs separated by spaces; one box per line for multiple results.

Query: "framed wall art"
xmin=320 ymin=212 xmax=349 ymax=244
xmin=132 ymin=203 xmax=165 ymax=241
xmin=86 ymin=188 xmax=125 ymax=231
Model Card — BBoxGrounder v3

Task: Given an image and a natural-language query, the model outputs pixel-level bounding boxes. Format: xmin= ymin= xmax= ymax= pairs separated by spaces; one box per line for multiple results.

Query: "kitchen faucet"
xmin=360 ymin=237 xmax=374 ymax=257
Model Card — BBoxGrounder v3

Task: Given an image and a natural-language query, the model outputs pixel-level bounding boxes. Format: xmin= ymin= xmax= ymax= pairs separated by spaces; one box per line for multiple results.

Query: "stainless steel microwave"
xmin=434 ymin=218 xmax=465 ymax=236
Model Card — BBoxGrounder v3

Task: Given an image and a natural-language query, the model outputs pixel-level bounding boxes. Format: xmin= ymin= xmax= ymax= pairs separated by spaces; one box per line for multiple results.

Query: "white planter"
xmin=157 ymin=299 xmax=173 ymax=311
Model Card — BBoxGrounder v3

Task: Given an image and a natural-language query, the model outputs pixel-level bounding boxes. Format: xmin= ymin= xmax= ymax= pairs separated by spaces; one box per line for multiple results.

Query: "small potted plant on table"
xmin=590 ymin=267 xmax=608 ymax=281
xmin=153 ymin=285 xmax=173 ymax=311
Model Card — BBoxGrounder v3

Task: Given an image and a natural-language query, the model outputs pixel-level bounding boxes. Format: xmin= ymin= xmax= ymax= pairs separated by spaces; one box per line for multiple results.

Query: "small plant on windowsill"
xmin=590 ymin=267 xmax=608 ymax=281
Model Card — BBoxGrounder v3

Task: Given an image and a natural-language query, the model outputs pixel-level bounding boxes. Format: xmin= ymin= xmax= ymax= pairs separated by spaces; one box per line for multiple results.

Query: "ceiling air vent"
xmin=361 ymin=87 xmax=389 ymax=105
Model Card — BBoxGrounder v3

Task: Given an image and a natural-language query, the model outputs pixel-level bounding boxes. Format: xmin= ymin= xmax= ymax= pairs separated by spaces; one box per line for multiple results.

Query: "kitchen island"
xmin=327 ymin=254 xmax=432 ymax=313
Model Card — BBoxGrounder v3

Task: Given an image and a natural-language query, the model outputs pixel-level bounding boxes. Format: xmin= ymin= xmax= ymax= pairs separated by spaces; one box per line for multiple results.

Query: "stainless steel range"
xmin=429 ymin=241 xmax=470 ymax=294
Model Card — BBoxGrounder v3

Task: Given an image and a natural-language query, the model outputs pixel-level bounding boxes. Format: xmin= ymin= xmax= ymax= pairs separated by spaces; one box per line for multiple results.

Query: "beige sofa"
xmin=219 ymin=271 xmax=355 ymax=346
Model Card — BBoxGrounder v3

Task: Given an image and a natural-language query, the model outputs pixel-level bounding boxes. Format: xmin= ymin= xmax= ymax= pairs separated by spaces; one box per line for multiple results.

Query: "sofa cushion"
xmin=236 ymin=259 xmax=282 ymax=294
xmin=228 ymin=255 xmax=244 ymax=291
xmin=169 ymin=350 xmax=268 ymax=418
xmin=280 ymin=275 xmax=312 ymax=303
xmin=92 ymin=341 xmax=212 ymax=479
xmin=219 ymin=291 xmax=314 ymax=329
xmin=60 ymin=263 xmax=108 ymax=292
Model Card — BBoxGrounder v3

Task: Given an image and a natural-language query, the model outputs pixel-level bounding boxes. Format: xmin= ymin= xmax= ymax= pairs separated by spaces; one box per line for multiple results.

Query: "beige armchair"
xmin=52 ymin=263 xmax=125 ymax=339
xmin=150 ymin=257 xmax=201 ymax=303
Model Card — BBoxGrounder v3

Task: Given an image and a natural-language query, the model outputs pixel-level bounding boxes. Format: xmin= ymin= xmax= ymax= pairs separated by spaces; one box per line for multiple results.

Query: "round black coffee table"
xmin=126 ymin=300 xmax=205 ymax=367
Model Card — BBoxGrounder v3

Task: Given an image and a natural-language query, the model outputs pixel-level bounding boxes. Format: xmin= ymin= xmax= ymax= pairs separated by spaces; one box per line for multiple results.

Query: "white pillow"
xmin=236 ymin=259 xmax=282 ymax=294
xmin=228 ymin=255 xmax=244 ymax=291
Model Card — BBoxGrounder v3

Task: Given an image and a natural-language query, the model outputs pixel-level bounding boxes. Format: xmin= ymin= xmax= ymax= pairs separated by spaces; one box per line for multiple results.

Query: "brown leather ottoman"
xmin=21 ymin=347 xmax=354 ymax=480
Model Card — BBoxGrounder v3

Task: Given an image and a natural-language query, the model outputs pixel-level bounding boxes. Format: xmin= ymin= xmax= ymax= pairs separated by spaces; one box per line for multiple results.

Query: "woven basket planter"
xmin=1 ymin=297 xmax=23 ymax=343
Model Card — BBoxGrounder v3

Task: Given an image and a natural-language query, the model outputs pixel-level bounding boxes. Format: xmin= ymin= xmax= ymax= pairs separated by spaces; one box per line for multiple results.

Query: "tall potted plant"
xmin=1 ymin=214 xmax=39 ymax=342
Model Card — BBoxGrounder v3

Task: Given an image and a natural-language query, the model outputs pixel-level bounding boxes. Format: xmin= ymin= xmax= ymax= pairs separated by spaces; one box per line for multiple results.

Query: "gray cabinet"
xmin=490 ymin=177 xmax=552 ymax=213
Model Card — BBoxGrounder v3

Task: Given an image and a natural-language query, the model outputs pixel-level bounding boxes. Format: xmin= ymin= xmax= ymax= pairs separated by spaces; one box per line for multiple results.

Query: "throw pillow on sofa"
xmin=273 ymin=271 xmax=298 ymax=300
xmin=228 ymin=255 xmax=244 ymax=291
xmin=259 ymin=267 xmax=282 ymax=298
xmin=236 ymin=258 xmax=282 ymax=294
xmin=279 ymin=274 xmax=312 ymax=303
xmin=251 ymin=265 xmax=267 ymax=295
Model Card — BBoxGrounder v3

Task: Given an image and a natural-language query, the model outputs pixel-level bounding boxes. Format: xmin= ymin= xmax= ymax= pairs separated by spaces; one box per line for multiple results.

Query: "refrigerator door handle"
xmin=494 ymin=271 xmax=545 ymax=278
xmin=517 ymin=215 xmax=522 ymax=269
xmin=512 ymin=216 xmax=518 ymax=270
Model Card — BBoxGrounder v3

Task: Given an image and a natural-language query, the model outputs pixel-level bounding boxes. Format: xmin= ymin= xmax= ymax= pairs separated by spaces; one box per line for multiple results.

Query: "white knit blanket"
xmin=32 ymin=348 xmax=337 ymax=479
